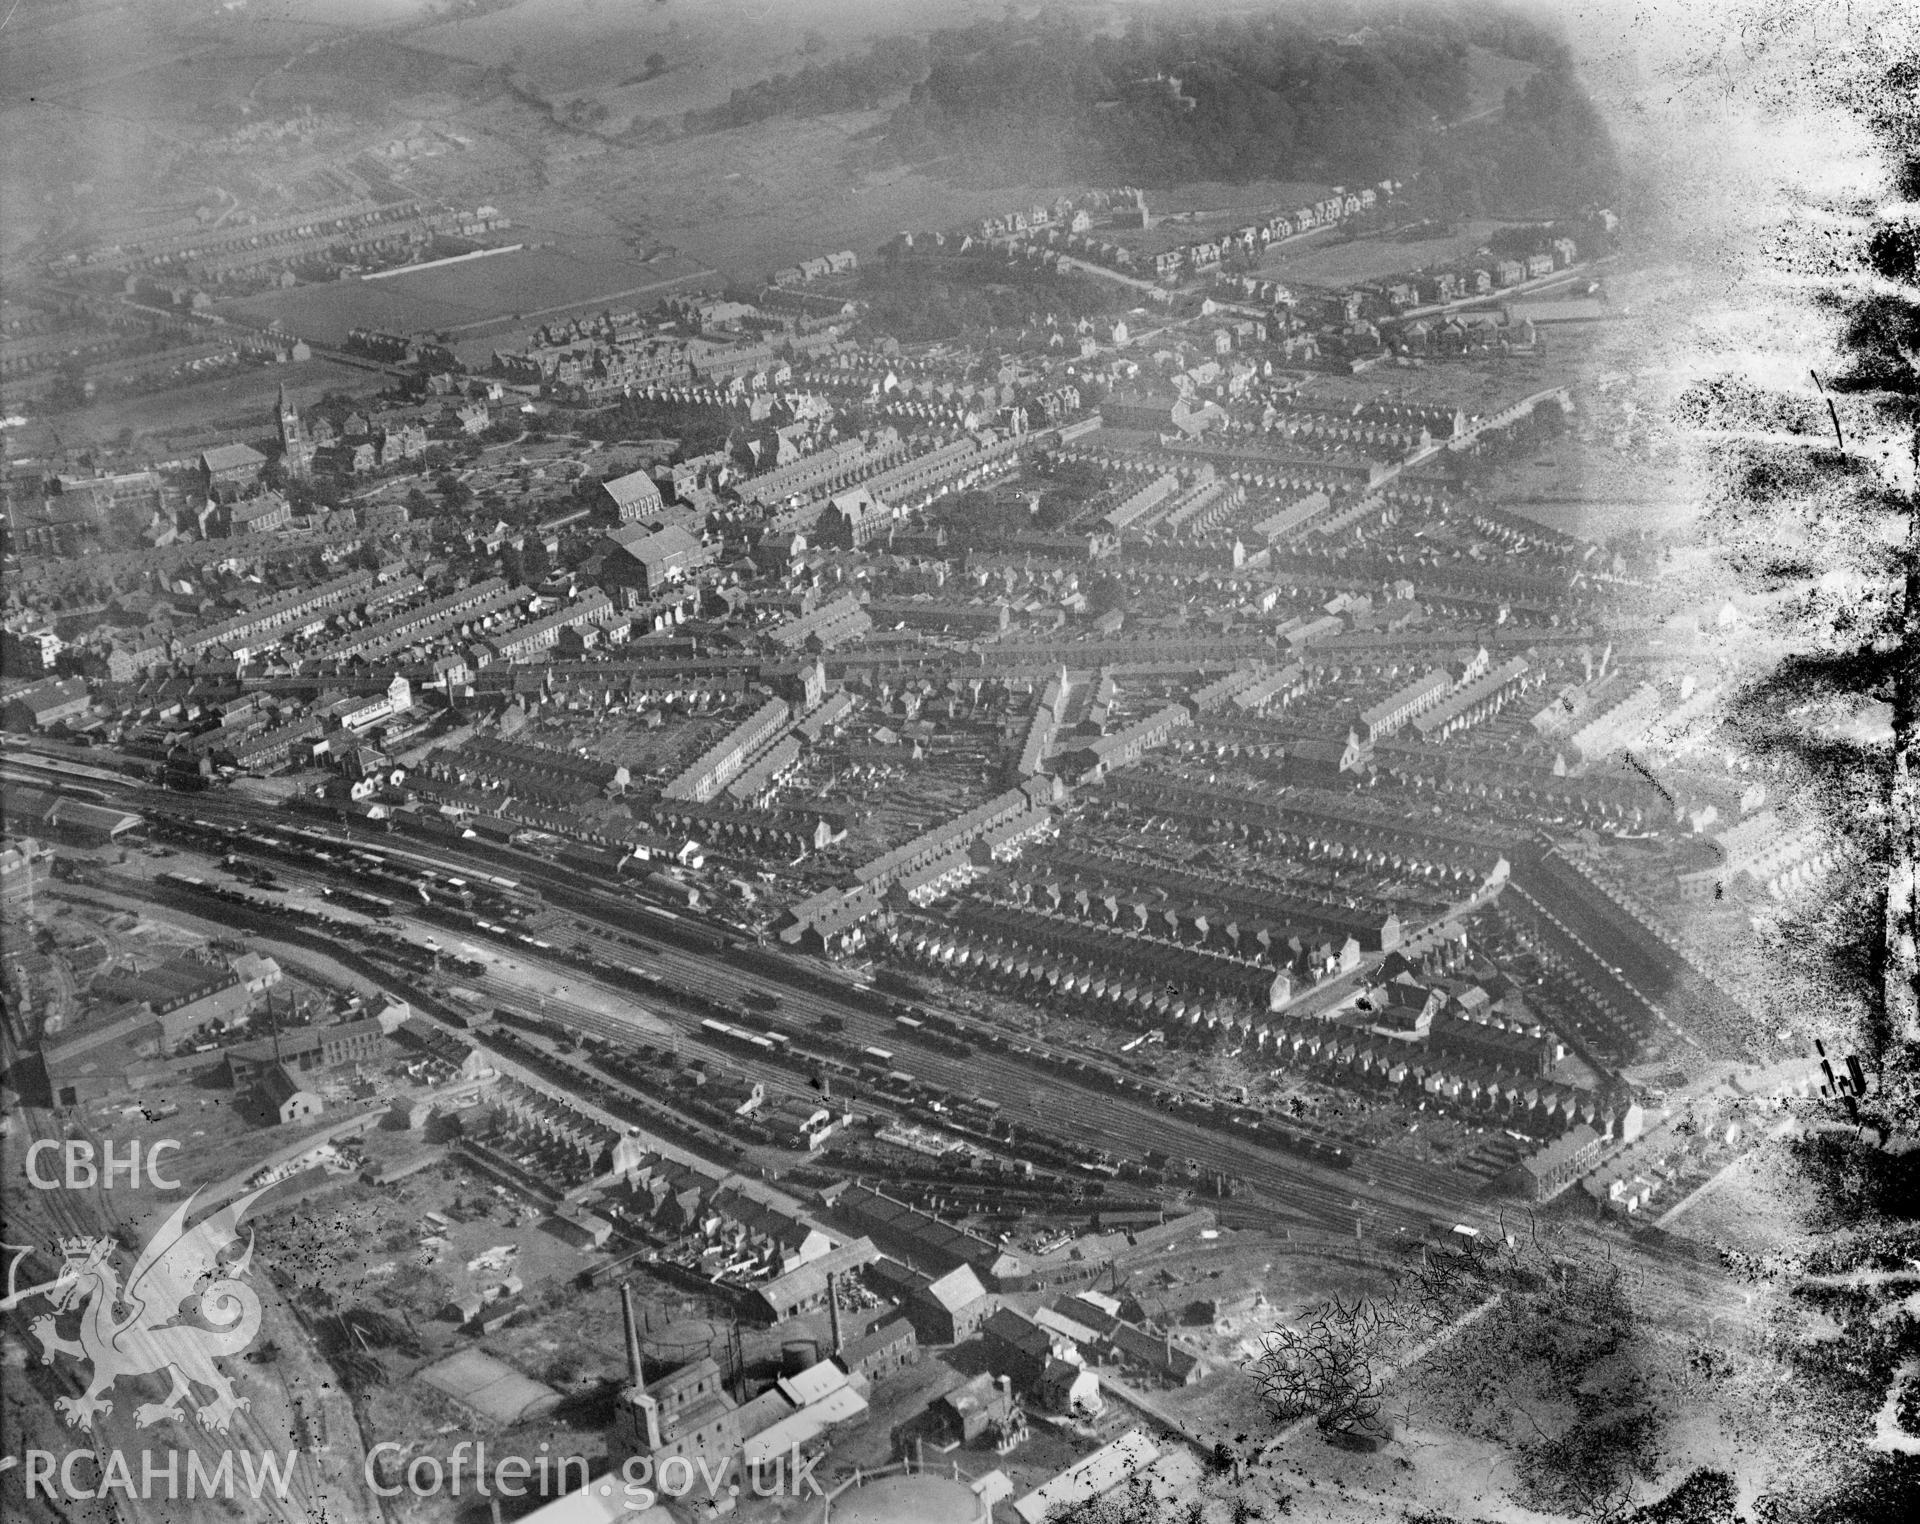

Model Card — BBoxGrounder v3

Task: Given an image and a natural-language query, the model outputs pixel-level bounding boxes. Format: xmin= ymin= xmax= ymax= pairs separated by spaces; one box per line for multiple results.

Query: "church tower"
xmin=277 ymin=383 xmax=310 ymax=480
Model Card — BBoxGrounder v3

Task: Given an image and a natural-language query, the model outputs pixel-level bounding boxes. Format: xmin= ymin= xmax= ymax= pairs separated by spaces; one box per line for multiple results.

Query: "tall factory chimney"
xmin=621 ymin=1281 xmax=646 ymax=1389
xmin=610 ymin=1281 xmax=664 ymax=1457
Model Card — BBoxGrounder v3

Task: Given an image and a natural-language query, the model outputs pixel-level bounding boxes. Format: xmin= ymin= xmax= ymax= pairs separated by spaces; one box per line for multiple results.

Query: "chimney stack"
xmin=618 ymin=1283 xmax=665 ymax=1455
xmin=621 ymin=1282 xmax=646 ymax=1390
xmin=827 ymin=1271 xmax=843 ymax=1356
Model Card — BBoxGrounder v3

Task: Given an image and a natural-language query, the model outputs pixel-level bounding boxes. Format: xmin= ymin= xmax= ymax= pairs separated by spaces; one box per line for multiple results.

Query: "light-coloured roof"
xmin=776 ymin=1357 xmax=850 ymax=1408
xmin=613 ymin=523 xmax=704 ymax=568
xmin=801 ymin=1474 xmax=981 ymax=1524
xmin=602 ymin=468 xmax=663 ymax=508
xmin=919 ymin=1263 xmax=988 ymax=1314
xmin=1012 ymin=1429 xmax=1161 ymax=1524
xmin=201 ymin=443 xmax=266 ymax=471
xmin=1034 ymin=1306 xmax=1102 ymax=1347
xmin=416 ymin=1347 xmax=562 ymax=1425
xmin=731 ymin=1385 xmax=795 ymax=1443
xmin=740 ymin=1384 xmax=868 ymax=1466
xmin=513 ymin=1483 xmax=672 ymax=1524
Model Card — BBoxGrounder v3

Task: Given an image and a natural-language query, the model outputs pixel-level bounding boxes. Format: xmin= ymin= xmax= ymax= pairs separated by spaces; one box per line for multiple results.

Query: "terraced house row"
xmin=487 ymin=592 xmax=617 ymax=664
xmin=1016 ymin=842 xmax=1410 ymax=957
xmin=421 ymin=734 xmax=630 ymax=810
xmin=309 ymin=578 xmax=528 ymax=666
xmin=912 ymin=899 xmax=1297 ymax=1013
xmin=741 ymin=431 xmax=911 ymax=509
xmin=851 ymin=778 xmax=1057 ymax=891
xmin=660 ymin=698 xmax=793 ymax=803
xmin=179 ymin=569 xmax=378 ymax=658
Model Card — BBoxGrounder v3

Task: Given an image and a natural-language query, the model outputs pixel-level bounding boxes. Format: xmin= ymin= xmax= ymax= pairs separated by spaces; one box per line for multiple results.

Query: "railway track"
xmin=468 ymin=936 xmax=1442 ymax=1236
xmin=38 ymin=782 xmax=1758 ymax=1340
xmin=116 ymin=791 xmax=1534 ymax=1241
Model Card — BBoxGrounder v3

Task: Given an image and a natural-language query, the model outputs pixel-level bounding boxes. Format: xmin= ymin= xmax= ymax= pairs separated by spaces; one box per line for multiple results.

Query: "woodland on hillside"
xmin=689 ymin=2 xmax=1620 ymax=217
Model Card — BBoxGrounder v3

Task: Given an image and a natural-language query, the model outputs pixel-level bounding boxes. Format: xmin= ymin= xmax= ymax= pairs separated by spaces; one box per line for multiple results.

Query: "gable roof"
xmin=258 ymin=1063 xmax=315 ymax=1107
xmin=602 ymin=469 xmax=664 ymax=510
xmin=752 ymin=1235 xmax=876 ymax=1310
xmin=1034 ymin=1305 xmax=1103 ymax=1347
xmin=937 ymin=1370 xmax=1007 ymax=1420
xmin=12 ymin=677 xmax=89 ymax=716
xmin=917 ymin=1264 xmax=988 ymax=1314
xmin=201 ymin=443 xmax=266 ymax=473
xmin=612 ymin=523 xmax=705 ymax=570
xmin=1107 ymin=1321 xmax=1205 ymax=1378
xmin=981 ymin=1306 xmax=1051 ymax=1356
xmin=842 ymin=1316 xmax=915 ymax=1365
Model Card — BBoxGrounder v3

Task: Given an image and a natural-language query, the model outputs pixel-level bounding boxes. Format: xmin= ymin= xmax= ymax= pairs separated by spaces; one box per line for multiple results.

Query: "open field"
xmin=216 ymin=240 xmax=716 ymax=348
xmin=1093 ymin=180 xmax=1338 ymax=262
xmin=1657 ymin=1142 xmax=1818 ymax=1259
xmin=404 ymin=0 xmax=1003 ymax=101
xmin=1258 ymin=219 xmax=1518 ymax=288
xmin=1484 ymin=437 xmax=1697 ymax=542
xmin=0 ymin=354 xmax=381 ymax=454
xmin=1303 ymin=357 xmax=1562 ymax=417
xmin=1461 ymin=43 xmax=1543 ymax=120
xmin=1134 ymin=180 xmax=1334 ymax=220
xmin=530 ymin=109 xmax=1086 ymax=284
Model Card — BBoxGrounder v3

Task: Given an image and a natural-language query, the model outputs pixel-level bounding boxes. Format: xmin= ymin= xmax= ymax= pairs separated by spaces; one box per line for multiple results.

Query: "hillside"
xmin=691 ymin=1 xmax=1621 ymax=219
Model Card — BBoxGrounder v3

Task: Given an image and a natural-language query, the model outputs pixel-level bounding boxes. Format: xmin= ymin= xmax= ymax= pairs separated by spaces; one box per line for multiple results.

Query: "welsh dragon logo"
xmin=1 ymin=1185 xmax=271 ymax=1434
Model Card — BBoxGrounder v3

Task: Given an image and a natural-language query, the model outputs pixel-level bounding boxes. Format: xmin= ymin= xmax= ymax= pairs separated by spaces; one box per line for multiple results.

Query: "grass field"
xmin=1257 ymin=218 xmax=1519 ymax=288
xmin=532 ymin=108 xmax=1086 ymax=283
xmin=1461 ymin=43 xmax=1542 ymax=120
xmin=2 ymin=354 xmax=382 ymax=454
xmin=216 ymin=240 xmax=715 ymax=348
xmin=404 ymin=0 xmax=1002 ymax=100
xmin=1487 ymin=442 xmax=1699 ymax=543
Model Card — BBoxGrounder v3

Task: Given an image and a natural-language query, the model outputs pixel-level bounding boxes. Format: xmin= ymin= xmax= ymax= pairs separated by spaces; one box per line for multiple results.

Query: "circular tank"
xmin=780 ymin=1338 xmax=819 ymax=1376
xmin=801 ymin=1473 xmax=983 ymax=1524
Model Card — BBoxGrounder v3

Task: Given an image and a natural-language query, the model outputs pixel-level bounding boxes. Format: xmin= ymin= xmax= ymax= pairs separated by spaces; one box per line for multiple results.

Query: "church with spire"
xmin=276 ymin=383 xmax=312 ymax=481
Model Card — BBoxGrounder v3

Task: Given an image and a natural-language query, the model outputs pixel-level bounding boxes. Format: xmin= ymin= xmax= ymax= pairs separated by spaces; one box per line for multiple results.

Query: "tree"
xmin=435 ymin=473 xmax=473 ymax=511
xmin=517 ymin=536 xmax=551 ymax=586
xmin=1621 ymin=1470 xmax=1737 ymax=1524
xmin=1513 ymin=1401 xmax=1664 ymax=1524
xmin=1400 ymin=1229 xmax=1663 ymax=1524
xmin=1246 ymin=1292 xmax=1398 ymax=1436
xmin=1242 ymin=1215 xmax=1673 ymax=1521
xmin=46 ymin=361 xmax=89 ymax=412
